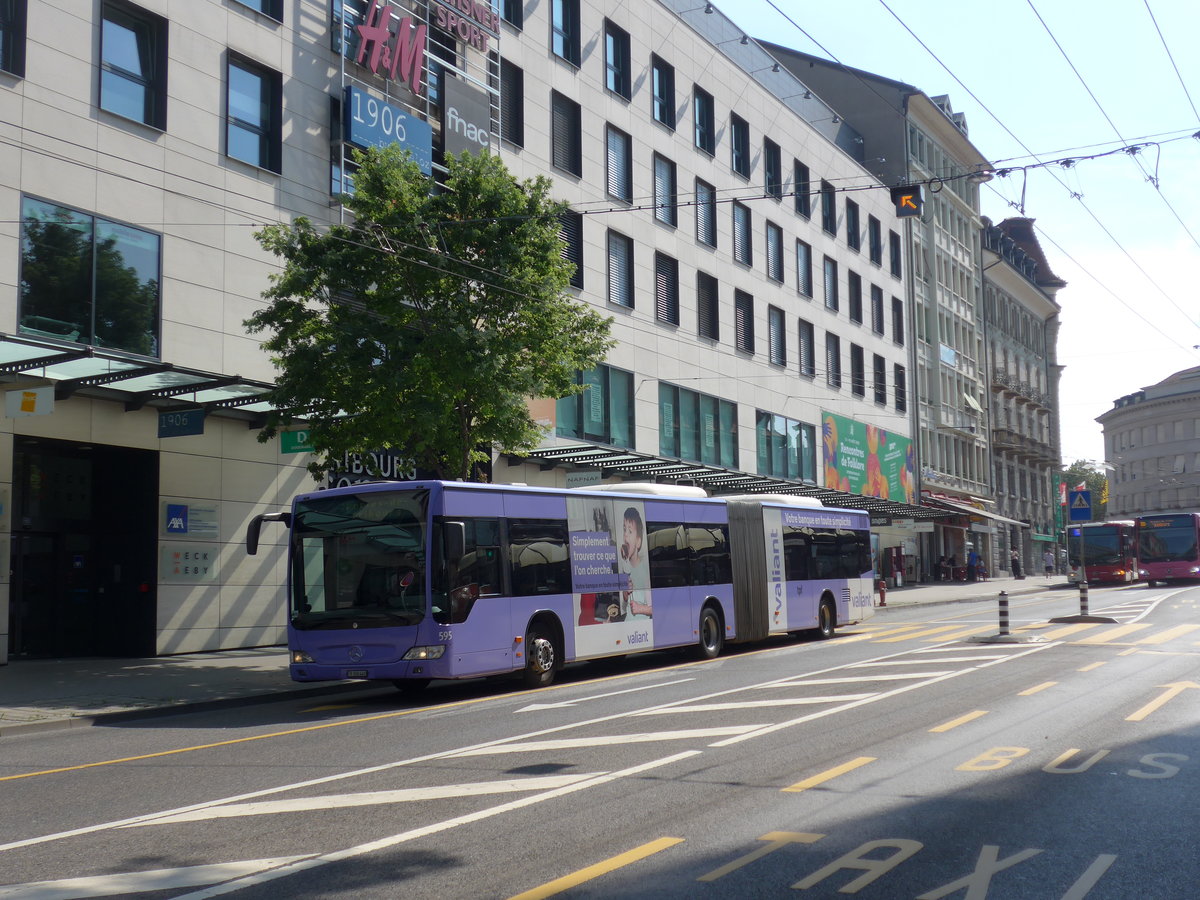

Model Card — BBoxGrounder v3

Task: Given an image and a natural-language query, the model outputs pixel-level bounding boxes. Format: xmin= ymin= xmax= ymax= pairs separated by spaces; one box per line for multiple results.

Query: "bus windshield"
xmin=1069 ymin=530 xmax=1124 ymax=566
xmin=1138 ymin=523 xmax=1198 ymax=563
xmin=289 ymin=489 xmax=429 ymax=630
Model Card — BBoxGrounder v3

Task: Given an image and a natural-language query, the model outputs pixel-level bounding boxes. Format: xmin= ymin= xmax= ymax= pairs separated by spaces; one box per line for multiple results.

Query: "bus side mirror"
xmin=246 ymin=511 xmax=291 ymax=555
xmin=444 ymin=521 xmax=466 ymax=564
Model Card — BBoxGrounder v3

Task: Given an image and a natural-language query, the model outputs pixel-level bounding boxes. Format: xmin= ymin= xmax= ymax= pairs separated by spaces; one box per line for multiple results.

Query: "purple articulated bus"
xmin=246 ymin=481 xmax=876 ymax=691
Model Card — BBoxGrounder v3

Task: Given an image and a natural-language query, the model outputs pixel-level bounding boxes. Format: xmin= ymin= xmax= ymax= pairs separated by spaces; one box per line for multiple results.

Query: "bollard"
xmin=998 ymin=590 xmax=1010 ymax=636
xmin=1079 ymin=580 xmax=1089 ymax=617
xmin=877 ymin=578 xmax=887 ymax=607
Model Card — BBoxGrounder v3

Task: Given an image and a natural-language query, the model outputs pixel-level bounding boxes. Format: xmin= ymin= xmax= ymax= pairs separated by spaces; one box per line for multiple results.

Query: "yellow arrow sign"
xmin=1126 ymin=681 xmax=1200 ymax=721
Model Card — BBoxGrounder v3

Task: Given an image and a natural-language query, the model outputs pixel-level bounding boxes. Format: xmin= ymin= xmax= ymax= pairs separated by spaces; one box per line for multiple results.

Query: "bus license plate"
xmin=345 ymin=669 xmax=368 ymax=679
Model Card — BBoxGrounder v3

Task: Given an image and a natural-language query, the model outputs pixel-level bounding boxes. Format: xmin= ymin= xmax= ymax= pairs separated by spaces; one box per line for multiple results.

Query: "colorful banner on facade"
xmin=821 ymin=411 xmax=915 ymax=503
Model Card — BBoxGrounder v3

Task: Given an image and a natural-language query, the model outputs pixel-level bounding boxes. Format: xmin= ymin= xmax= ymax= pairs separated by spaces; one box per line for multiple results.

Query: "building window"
xmin=606 ymin=230 xmax=633 ymax=308
xmin=894 ymin=364 xmax=907 ymax=412
xmin=823 ymin=256 xmax=838 ymax=311
xmin=868 ymin=215 xmax=882 ymax=265
xmin=605 ymin=124 xmax=632 ymax=202
xmin=756 ymin=411 xmax=816 ymax=482
xmin=19 ymin=196 xmax=160 ymax=356
xmin=796 ymin=240 xmax=813 ymax=297
xmin=498 ymin=58 xmax=524 ymax=146
xmin=501 ymin=0 xmax=523 ymax=28
xmin=559 ymin=210 xmax=583 ymax=289
xmin=820 ymin=180 xmax=836 ymax=235
xmin=794 ymin=160 xmax=811 ymax=218
xmin=871 ymin=284 xmax=885 ymax=334
xmin=557 ymin=364 xmax=634 ymax=447
xmin=551 ymin=0 xmax=580 ymax=66
xmin=660 ymin=383 xmax=737 ymax=467
xmin=651 ymin=54 xmax=675 ymax=128
xmin=825 ymin=333 xmax=841 ymax=388
xmin=1 ymin=0 xmax=27 ymax=76
xmin=226 ymin=54 xmax=282 ymax=172
xmin=847 ymin=271 xmax=863 ymax=324
xmin=425 ymin=25 xmax=457 ymax=108
xmin=653 ymin=154 xmax=677 ymax=227
xmin=100 ymin=1 xmax=168 ymax=129
xmin=873 ymin=354 xmax=887 ymax=405
xmin=730 ymin=114 xmax=750 ymax=178
xmin=234 ymin=0 xmax=282 ymax=19
xmin=892 ymin=296 xmax=905 ymax=345
xmin=603 ymin=19 xmax=631 ymax=99
xmin=696 ymin=179 xmax=717 ymax=247
xmin=766 ymin=221 xmax=783 ymax=282
xmin=694 ymin=86 xmax=715 ymax=155
xmin=735 ymin=290 xmax=754 ymax=353
xmin=850 ymin=344 xmax=865 ymax=397
xmin=769 ymin=305 xmax=786 ymax=366
xmin=764 ymin=139 xmax=782 ymax=200
xmin=845 ymin=200 xmax=860 ymax=251
xmin=697 ymin=270 xmax=719 ymax=340
xmin=733 ymin=202 xmax=752 ymax=266
xmin=654 ymin=252 xmax=679 ymax=325
xmin=551 ymin=90 xmax=582 ymax=176
xmin=889 ymin=229 xmax=903 ymax=277
xmin=798 ymin=319 xmax=815 ymax=376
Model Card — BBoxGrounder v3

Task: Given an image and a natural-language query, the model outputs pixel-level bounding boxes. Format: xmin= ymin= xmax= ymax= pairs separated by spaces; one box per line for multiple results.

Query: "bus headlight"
xmin=292 ymin=650 xmax=315 ymax=663
xmin=403 ymin=645 xmax=447 ymax=660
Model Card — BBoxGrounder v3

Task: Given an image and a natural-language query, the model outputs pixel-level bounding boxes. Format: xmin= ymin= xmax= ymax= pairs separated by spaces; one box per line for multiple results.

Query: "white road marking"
xmin=850 ymin=657 xmax=1003 ymax=666
xmin=765 ymin=673 xmax=954 ymax=686
xmin=633 ymin=695 xmax=877 ymax=713
xmin=448 ymin=726 xmax=764 ymax=757
xmin=124 ymin=774 xmax=600 ymax=826
xmin=0 ymin=858 xmax=307 ymax=900
xmin=169 ymin=752 xmax=702 ymax=899
xmin=516 ymin=678 xmax=695 ymax=712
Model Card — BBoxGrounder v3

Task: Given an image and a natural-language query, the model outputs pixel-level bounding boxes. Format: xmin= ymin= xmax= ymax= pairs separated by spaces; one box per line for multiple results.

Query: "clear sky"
xmin=721 ymin=0 xmax=1200 ymax=468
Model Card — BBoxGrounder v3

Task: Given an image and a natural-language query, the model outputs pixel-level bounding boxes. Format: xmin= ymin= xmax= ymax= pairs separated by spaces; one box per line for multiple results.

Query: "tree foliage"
xmin=1062 ymin=459 xmax=1108 ymax=520
xmin=246 ymin=146 xmax=614 ymax=480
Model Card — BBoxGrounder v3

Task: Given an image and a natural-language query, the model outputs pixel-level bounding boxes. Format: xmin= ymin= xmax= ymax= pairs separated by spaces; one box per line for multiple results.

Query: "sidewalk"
xmin=0 ymin=576 xmax=1069 ymax=737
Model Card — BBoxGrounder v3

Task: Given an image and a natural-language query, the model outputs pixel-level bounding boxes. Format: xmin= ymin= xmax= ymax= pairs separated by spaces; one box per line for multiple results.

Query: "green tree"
xmin=1062 ymin=459 xmax=1108 ymax=521
xmin=247 ymin=145 xmax=615 ymax=480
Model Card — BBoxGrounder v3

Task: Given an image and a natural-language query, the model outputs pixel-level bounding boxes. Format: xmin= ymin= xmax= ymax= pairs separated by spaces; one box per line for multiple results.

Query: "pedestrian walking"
xmin=1043 ymin=549 xmax=1055 ymax=578
xmin=1010 ymin=549 xmax=1022 ymax=579
xmin=966 ymin=545 xmax=980 ymax=582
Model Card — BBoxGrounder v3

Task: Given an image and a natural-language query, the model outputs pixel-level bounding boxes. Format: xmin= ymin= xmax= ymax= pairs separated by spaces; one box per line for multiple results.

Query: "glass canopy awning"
xmin=0 ymin=334 xmax=279 ymax=424
xmin=511 ymin=443 xmax=952 ymax=520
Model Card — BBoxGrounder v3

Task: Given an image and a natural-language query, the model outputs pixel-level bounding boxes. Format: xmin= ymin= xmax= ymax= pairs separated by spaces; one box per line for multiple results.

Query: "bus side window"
xmin=509 ymin=519 xmax=571 ymax=596
xmin=690 ymin=524 xmax=731 ymax=585
xmin=782 ymin=526 xmax=810 ymax=581
xmin=459 ymin=518 xmax=502 ymax=596
xmin=648 ymin=521 xmax=689 ymax=588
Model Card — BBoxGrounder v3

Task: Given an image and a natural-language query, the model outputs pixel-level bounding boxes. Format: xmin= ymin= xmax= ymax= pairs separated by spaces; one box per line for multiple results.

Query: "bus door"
xmin=437 ymin=516 xmax=511 ymax=674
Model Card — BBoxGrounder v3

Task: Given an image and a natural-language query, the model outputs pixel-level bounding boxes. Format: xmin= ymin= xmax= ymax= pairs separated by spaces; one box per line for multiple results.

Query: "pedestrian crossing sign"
xmin=1068 ymin=489 xmax=1091 ymax=521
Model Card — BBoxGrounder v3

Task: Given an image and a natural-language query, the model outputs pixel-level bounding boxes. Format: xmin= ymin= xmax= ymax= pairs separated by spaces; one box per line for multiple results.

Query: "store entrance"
xmin=8 ymin=438 xmax=158 ymax=658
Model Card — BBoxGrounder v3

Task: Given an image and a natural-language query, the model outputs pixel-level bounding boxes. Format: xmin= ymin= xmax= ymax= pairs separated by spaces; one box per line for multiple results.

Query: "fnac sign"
xmin=356 ymin=0 xmax=427 ymax=97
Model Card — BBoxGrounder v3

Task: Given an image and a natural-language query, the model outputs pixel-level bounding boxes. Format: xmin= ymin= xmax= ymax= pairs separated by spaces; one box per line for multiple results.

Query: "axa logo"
xmin=166 ymin=504 xmax=188 ymax=534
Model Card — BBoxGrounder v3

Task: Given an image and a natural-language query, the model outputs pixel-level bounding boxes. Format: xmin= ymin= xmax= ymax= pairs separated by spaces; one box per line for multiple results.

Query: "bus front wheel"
xmin=816 ymin=598 xmax=836 ymax=639
xmin=696 ymin=607 xmax=724 ymax=660
xmin=523 ymin=624 xmax=558 ymax=688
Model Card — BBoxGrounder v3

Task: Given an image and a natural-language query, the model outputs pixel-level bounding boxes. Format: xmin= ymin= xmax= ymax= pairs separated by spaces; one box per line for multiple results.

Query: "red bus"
xmin=1135 ymin=513 xmax=1200 ymax=586
xmin=1067 ymin=520 xmax=1138 ymax=584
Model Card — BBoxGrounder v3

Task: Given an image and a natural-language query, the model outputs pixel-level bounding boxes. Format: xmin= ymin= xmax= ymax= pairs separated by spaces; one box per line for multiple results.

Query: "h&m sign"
xmin=355 ymin=0 xmax=428 ymax=96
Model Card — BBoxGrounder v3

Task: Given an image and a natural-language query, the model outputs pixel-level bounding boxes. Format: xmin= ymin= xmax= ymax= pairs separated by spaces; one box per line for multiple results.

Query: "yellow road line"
xmin=698 ymin=832 xmax=824 ymax=882
xmin=834 ymin=625 xmax=927 ymax=643
xmin=782 ymin=756 xmax=876 ymax=793
xmin=1074 ymin=624 xmax=1153 ymax=644
xmin=873 ymin=625 xmax=971 ymax=643
xmin=1019 ymin=682 xmax=1057 ymax=696
xmin=921 ymin=625 xmax=998 ymax=641
xmin=1136 ymin=624 xmax=1200 ymax=645
xmin=507 ymin=837 xmax=684 ymax=899
xmin=1037 ymin=623 xmax=1100 ymax=641
xmin=930 ymin=710 xmax=988 ymax=732
xmin=1078 ymin=661 xmax=1106 ymax=672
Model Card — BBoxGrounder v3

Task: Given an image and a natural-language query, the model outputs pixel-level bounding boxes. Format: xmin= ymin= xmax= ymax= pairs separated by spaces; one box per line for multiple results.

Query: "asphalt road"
xmin=2 ymin=583 xmax=1199 ymax=899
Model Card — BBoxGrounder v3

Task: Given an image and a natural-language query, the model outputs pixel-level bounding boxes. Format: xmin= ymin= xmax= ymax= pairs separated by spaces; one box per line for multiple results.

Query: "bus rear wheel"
xmin=815 ymin=598 xmax=835 ymax=639
xmin=522 ymin=624 xmax=558 ymax=688
xmin=696 ymin=606 xmax=724 ymax=660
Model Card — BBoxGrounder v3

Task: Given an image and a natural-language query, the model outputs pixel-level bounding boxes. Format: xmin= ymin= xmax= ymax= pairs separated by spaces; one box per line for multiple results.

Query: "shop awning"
xmin=923 ymin=495 xmax=1029 ymax=527
xmin=512 ymin=443 xmax=953 ymax=520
